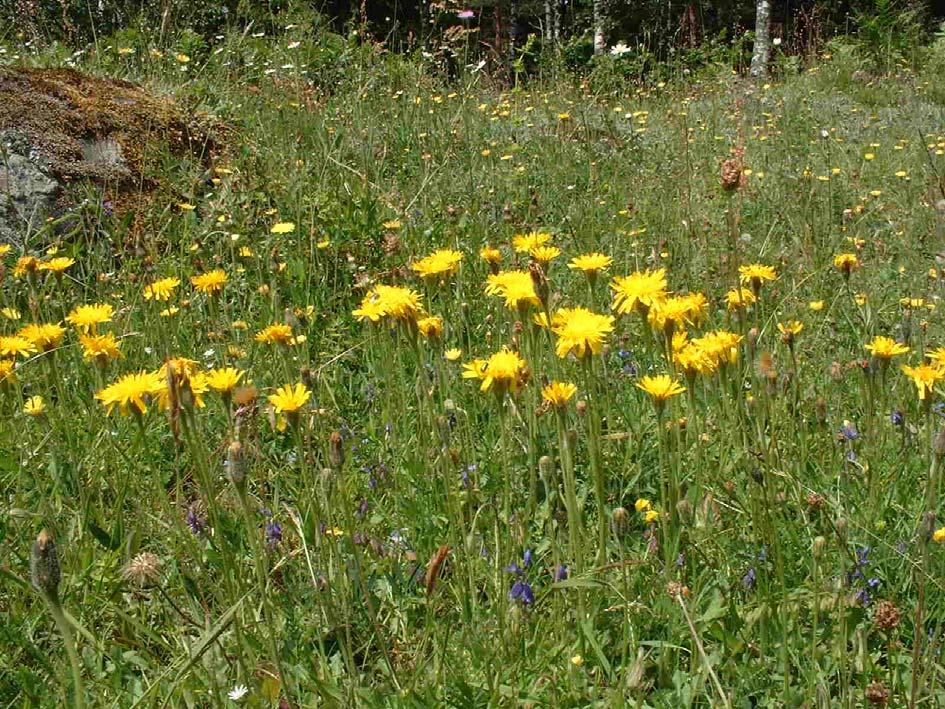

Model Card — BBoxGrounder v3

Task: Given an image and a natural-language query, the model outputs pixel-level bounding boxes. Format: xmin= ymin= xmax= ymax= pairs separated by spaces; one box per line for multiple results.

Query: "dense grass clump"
xmin=3 ymin=29 xmax=945 ymax=706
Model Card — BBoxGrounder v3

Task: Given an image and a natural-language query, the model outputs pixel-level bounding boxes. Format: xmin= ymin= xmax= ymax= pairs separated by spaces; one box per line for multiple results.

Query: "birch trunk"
xmin=749 ymin=0 xmax=771 ymax=77
xmin=593 ymin=0 xmax=605 ymax=55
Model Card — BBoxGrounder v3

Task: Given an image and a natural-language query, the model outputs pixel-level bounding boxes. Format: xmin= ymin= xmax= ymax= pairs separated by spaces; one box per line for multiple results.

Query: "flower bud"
xmin=329 ymin=431 xmax=344 ymax=471
xmin=812 ymin=536 xmax=827 ymax=556
xmin=538 ymin=455 xmax=554 ymax=480
xmin=30 ymin=529 xmax=61 ymax=598
xmin=611 ymin=506 xmax=629 ymax=533
xmin=934 ymin=428 xmax=945 ymax=459
xmin=226 ymin=441 xmax=245 ymax=488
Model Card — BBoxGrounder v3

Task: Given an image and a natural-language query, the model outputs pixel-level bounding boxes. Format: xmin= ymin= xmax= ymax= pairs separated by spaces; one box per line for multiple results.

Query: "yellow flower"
xmin=541 ymin=381 xmax=577 ymax=408
xmin=634 ymin=498 xmax=652 ymax=513
xmin=610 ymin=268 xmax=667 ymax=315
xmin=675 ymin=344 xmax=717 ymax=378
xmin=0 ymin=244 xmax=10 ymax=257
xmin=725 ymin=287 xmax=756 ymax=311
xmin=833 ymin=253 xmax=859 ymax=277
xmin=479 ymin=246 xmax=503 ymax=265
xmin=854 ymin=293 xmax=868 ymax=306
xmin=933 ymin=527 xmax=945 ymax=543
xmin=738 ymin=263 xmax=778 ymax=291
xmin=485 ymin=270 xmax=540 ymax=310
xmin=865 ymin=336 xmax=909 ymax=360
xmin=0 ymin=335 xmax=36 ymax=359
xmin=637 ymin=374 xmax=686 ymax=403
xmin=255 ymin=323 xmax=295 ymax=345
xmin=569 ymin=252 xmax=612 ymax=274
xmin=18 ymin=323 xmax=65 ymax=352
xmin=191 ymin=269 xmax=227 ymax=295
xmin=144 ymin=277 xmax=181 ymax=301
xmin=206 ymin=367 xmax=245 ymax=393
xmin=382 ymin=219 xmax=402 ymax=231
xmin=512 ymin=230 xmax=552 ymax=253
xmin=13 ymin=255 xmax=39 ymax=278
xmin=901 ymin=363 xmax=944 ymax=401
xmin=66 ymin=303 xmax=114 ymax=333
xmin=529 ymin=245 xmax=561 ymax=264
xmin=416 ymin=315 xmax=444 ymax=339
xmin=551 ymin=307 xmax=615 ymax=359
xmin=647 ymin=296 xmax=693 ymax=334
xmin=38 ymin=257 xmax=75 ymax=274
xmin=1 ymin=307 xmax=19 ymax=320
xmin=926 ymin=348 xmax=945 ymax=367
xmin=462 ymin=347 xmax=528 ymax=394
xmin=809 ymin=300 xmax=825 ymax=311
xmin=692 ymin=330 xmax=742 ymax=366
xmin=901 ymin=297 xmax=925 ymax=309
xmin=777 ymin=320 xmax=804 ymax=344
xmin=644 ymin=509 xmax=660 ymax=524
xmin=96 ymin=371 xmax=166 ymax=415
xmin=353 ymin=284 xmax=423 ymax=324
xmin=24 ymin=395 xmax=46 ymax=417
xmin=444 ymin=348 xmax=462 ymax=361
xmin=411 ymin=249 xmax=464 ymax=280
xmin=0 ymin=359 xmax=16 ymax=383
xmin=80 ymin=333 xmax=123 ymax=363
xmin=268 ymin=383 xmax=311 ymax=414
xmin=270 ymin=222 xmax=296 ymax=234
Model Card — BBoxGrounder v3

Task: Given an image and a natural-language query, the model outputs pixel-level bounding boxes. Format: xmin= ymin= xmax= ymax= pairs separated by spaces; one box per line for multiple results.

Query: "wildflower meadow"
xmin=4 ymin=18 xmax=945 ymax=708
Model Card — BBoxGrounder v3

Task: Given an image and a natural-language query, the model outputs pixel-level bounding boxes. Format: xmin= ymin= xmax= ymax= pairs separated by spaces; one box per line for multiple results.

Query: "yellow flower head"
xmin=738 ymin=263 xmax=778 ymax=291
xmin=485 ymin=270 xmax=540 ymax=310
xmin=529 ymin=245 xmax=561 ymax=264
xmin=143 ymin=277 xmax=181 ymax=301
xmin=39 ymin=257 xmax=75 ymax=274
xmin=777 ymin=320 xmax=804 ymax=346
xmin=610 ymin=269 xmax=668 ymax=315
xmin=411 ymin=249 xmax=464 ymax=280
xmin=865 ymin=336 xmax=909 ymax=360
xmin=255 ymin=323 xmax=295 ymax=345
xmin=634 ymin=498 xmax=652 ymax=513
xmin=96 ymin=370 xmax=166 ymax=415
xmin=479 ymin=246 xmax=503 ymax=265
xmin=18 ymin=323 xmax=65 ymax=352
xmin=66 ymin=303 xmax=114 ymax=333
xmin=725 ymin=287 xmax=756 ymax=311
xmin=901 ymin=363 xmax=944 ymax=401
xmin=647 ymin=296 xmax=694 ymax=334
xmin=833 ymin=252 xmax=860 ymax=276
xmin=809 ymin=300 xmax=825 ymax=312
xmin=268 ymin=382 xmax=311 ymax=414
xmin=692 ymin=330 xmax=743 ymax=366
xmin=551 ymin=307 xmax=615 ymax=359
xmin=541 ymin=381 xmax=577 ymax=408
xmin=512 ymin=230 xmax=552 ymax=253
xmin=644 ymin=509 xmax=660 ymax=524
xmin=416 ymin=315 xmax=444 ymax=339
xmin=191 ymin=269 xmax=227 ymax=295
xmin=80 ymin=333 xmax=123 ymax=363
xmin=569 ymin=252 xmax=612 ymax=274
xmin=933 ymin=527 xmax=945 ymax=543
xmin=444 ymin=348 xmax=462 ymax=361
xmin=0 ymin=359 xmax=15 ymax=383
xmin=462 ymin=347 xmax=528 ymax=394
xmin=637 ymin=374 xmax=686 ymax=404
xmin=270 ymin=222 xmax=296 ymax=234
xmin=206 ymin=367 xmax=245 ymax=393
xmin=926 ymin=348 xmax=945 ymax=368
xmin=0 ymin=335 xmax=36 ymax=359
xmin=24 ymin=395 xmax=46 ymax=417
xmin=675 ymin=344 xmax=717 ymax=378
xmin=13 ymin=255 xmax=40 ymax=278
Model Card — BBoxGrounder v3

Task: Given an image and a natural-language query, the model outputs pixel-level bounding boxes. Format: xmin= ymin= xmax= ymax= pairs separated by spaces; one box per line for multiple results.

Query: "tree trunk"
xmin=593 ymin=0 xmax=605 ymax=54
xmin=750 ymin=0 xmax=771 ymax=77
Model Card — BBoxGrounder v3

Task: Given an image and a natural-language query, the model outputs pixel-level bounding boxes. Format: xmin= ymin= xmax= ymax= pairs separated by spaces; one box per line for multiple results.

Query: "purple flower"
xmin=265 ymin=520 xmax=282 ymax=547
xmin=555 ymin=564 xmax=568 ymax=581
xmin=891 ymin=410 xmax=904 ymax=426
xmin=509 ymin=579 xmax=534 ymax=604
xmin=186 ymin=507 xmax=206 ymax=535
xmin=840 ymin=422 xmax=859 ymax=441
xmin=742 ymin=567 xmax=756 ymax=590
xmin=523 ymin=549 xmax=533 ymax=568
xmin=457 ymin=9 xmax=475 ymax=19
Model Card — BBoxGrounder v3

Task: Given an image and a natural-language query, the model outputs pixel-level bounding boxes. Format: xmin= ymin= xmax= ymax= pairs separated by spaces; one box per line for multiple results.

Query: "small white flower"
xmin=228 ymin=684 xmax=249 ymax=701
xmin=287 ymin=41 xmax=301 ymax=49
xmin=773 ymin=37 xmax=782 ymax=46
xmin=610 ymin=42 xmax=632 ymax=56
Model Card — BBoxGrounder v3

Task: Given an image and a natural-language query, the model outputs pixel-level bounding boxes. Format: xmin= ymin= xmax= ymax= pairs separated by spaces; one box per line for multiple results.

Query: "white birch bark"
xmin=593 ymin=0 xmax=606 ymax=55
xmin=749 ymin=0 xmax=771 ymax=77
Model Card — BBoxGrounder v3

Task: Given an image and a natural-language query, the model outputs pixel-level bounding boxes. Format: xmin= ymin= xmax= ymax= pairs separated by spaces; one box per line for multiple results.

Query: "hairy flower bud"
xmin=329 ymin=431 xmax=344 ymax=471
xmin=31 ymin=529 xmax=61 ymax=599
xmin=226 ymin=440 xmax=245 ymax=488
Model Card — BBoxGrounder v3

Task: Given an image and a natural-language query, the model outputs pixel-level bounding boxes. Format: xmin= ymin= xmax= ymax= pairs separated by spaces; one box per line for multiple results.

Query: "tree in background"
xmin=750 ymin=0 xmax=772 ymax=76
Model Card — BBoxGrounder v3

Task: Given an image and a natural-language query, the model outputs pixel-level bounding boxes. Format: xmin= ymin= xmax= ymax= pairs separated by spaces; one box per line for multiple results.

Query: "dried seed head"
xmin=226 ymin=440 xmax=245 ymax=488
xmin=806 ymin=492 xmax=826 ymax=510
xmin=30 ymin=529 xmax=60 ymax=598
xmin=538 ymin=455 xmax=554 ymax=479
xmin=720 ymin=158 xmax=744 ymax=191
xmin=812 ymin=536 xmax=827 ymax=556
xmin=666 ymin=581 xmax=690 ymax=598
xmin=864 ymin=680 xmax=889 ymax=705
xmin=575 ymin=400 xmax=588 ymax=417
xmin=121 ymin=552 xmax=164 ymax=588
xmin=873 ymin=600 xmax=902 ymax=632
xmin=815 ymin=397 xmax=828 ymax=425
xmin=329 ymin=431 xmax=344 ymax=470
xmin=611 ymin=506 xmax=630 ymax=533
